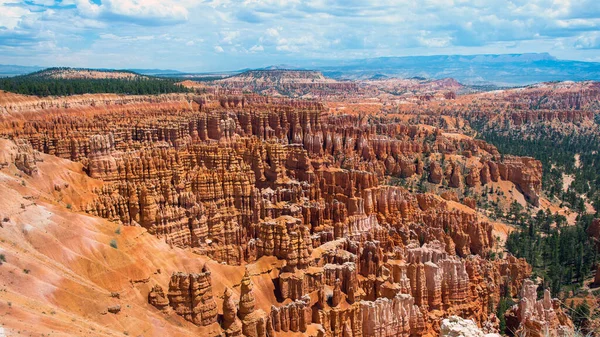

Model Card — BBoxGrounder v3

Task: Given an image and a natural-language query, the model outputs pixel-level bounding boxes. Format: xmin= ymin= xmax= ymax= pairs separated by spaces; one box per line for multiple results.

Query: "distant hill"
xmin=0 ymin=66 xmax=185 ymax=78
xmin=0 ymin=64 xmax=44 ymax=77
xmin=127 ymin=68 xmax=184 ymax=76
xmin=28 ymin=67 xmax=145 ymax=80
xmin=312 ymin=53 xmax=600 ymax=86
xmin=0 ymin=67 xmax=189 ymax=96
xmin=3 ymin=52 xmax=600 ymax=85
xmin=215 ymin=69 xmax=355 ymax=98
xmin=221 ymin=69 xmax=328 ymax=82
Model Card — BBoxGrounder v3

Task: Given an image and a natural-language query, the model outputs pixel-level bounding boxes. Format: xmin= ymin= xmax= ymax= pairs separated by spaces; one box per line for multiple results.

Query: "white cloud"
xmin=418 ymin=36 xmax=451 ymax=48
xmin=75 ymin=0 xmax=102 ymax=17
xmin=99 ymin=33 xmax=155 ymax=41
xmin=220 ymin=30 xmax=240 ymax=44
xmin=2 ymin=0 xmax=600 ymax=70
xmin=0 ymin=1 xmax=31 ymax=30
xmin=274 ymin=34 xmax=329 ymax=53
xmin=266 ymin=27 xmax=280 ymax=37
xmin=574 ymin=32 xmax=600 ymax=49
xmin=76 ymin=0 xmax=191 ymax=24
xmin=29 ymin=0 xmax=56 ymax=5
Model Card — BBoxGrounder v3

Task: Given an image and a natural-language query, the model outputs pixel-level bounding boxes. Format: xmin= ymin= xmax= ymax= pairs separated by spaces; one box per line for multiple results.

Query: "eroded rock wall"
xmin=2 ymin=94 xmax=552 ymax=337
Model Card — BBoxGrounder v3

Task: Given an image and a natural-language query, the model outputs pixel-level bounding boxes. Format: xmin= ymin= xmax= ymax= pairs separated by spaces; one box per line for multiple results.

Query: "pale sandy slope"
xmin=0 ymin=139 xmax=277 ymax=336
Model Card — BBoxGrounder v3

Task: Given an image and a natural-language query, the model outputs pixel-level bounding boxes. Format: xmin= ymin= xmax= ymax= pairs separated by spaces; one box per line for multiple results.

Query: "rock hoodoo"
xmin=0 ymin=89 xmax=574 ymax=337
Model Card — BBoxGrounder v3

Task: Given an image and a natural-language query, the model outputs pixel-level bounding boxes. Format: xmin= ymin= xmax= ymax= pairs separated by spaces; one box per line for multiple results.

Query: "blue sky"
xmin=1 ymin=0 xmax=600 ymax=71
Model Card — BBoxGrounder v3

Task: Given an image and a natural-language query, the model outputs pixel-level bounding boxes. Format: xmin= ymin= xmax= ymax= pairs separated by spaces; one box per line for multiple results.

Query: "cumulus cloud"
xmin=220 ymin=30 xmax=240 ymax=44
xmin=575 ymin=32 xmax=600 ymax=49
xmin=2 ymin=0 xmax=600 ymax=70
xmin=76 ymin=0 xmax=191 ymax=25
xmin=99 ymin=33 xmax=155 ymax=41
xmin=266 ymin=28 xmax=280 ymax=37
xmin=0 ymin=0 xmax=31 ymax=30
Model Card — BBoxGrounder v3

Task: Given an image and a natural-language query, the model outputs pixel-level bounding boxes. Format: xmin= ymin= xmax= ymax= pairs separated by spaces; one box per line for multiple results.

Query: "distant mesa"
xmin=214 ymin=68 xmax=358 ymax=98
xmin=0 ymin=64 xmax=44 ymax=77
xmin=221 ymin=69 xmax=328 ymax=82
xmin=126 ymin=68 xmax=184 ymax=76
xmin=2 ymin=52 xmax=600 ymax=85
xmin=369 ymin=73 xmax=389 ymax=80
xmin=316 ymin=53 xmax=600 ymax=85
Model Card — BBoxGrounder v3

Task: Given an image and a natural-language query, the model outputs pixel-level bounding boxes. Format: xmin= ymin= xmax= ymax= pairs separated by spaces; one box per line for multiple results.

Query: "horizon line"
xmin=3 ymin=51 xmax=600 ymax=74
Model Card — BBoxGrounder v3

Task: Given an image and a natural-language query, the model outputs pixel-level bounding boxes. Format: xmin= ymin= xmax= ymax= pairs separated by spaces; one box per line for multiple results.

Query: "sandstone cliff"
xmin=0 ymin=92 xmax=562 ymax=337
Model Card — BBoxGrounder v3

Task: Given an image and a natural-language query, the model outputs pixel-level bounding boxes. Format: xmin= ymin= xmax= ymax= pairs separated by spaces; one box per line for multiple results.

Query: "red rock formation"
xmin=148 ymin=284 xmax=169 ymax=312
xmin=87 ymin=134 xmax=118 ymax=180
xmin=269 ymin=296 xmax=311 ymax=333
xmin=222 ymin=287 xmax=242 ymax=337
xmin=587 ymin=218 xmax=600 ymax=251
xmin=361 ymin=294 xmax=427 ymax=336
xmin=505 ymin=280 xmax=574 ymax=337
xmin=0 ymin=92 xmax=545 ymax=337
xmin=238 ymin=269 xmax=268 ymax=337
xmin=215 ymin=70 xmax=360 ymax=100
xmin=497 ymin=156 xmax=542 ymax=206
xmin=3 ymin=98 xmax=544 ymax=270
xmin=14 ymin=139 xmax=41 ymax=175
xmin=238 ymin=269 xmax=256 ymax=321
xmin=163 ymin=268 xmax=218 ymax=326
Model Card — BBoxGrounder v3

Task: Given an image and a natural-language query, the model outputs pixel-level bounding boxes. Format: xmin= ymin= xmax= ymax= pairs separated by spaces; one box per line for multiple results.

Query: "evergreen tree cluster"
xmin=0 ymin=74 xmax=190 ymax=97
xmin=505 ymin=207 xmax=597 ymax=294
xmin=471 ymin=120 xmax=600 ymax=333
xmin=476 ymin=124 xmax=600 ymax=214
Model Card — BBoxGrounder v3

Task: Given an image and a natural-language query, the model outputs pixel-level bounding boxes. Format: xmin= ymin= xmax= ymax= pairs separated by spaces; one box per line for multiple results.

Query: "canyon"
xmin=0 ymin=72 xmax=594 ymax=336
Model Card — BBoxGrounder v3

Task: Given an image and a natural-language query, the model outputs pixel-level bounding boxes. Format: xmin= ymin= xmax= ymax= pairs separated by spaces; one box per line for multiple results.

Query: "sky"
xmin=1 ymin=0 xmax=600 ymax=71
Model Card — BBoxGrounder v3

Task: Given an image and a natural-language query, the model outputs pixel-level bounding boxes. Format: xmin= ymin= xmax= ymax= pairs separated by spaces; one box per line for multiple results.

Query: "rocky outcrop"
xmin=497 ymin=156 xmax=542 ymax=206
xmin=361 ymin=293 xmax=427 ymax=336
xmin=238 ymin=269 xmax=268 ymax=337
xmin=87 ymin=134 xmax=118 ymax=180
xmin=222 ymin=287 xmax=242 ymax=337
xmin=505 ymin=280 xmax=574 ymax=337
xmin=4 ymin=98 xmax=543 ymax=270
xmin=440 ymin=316 xmax=500 ymax=337
xmin=14 ymin=139 xmax=41 ymax=175
xmin=150 ymin=267 xmax=271 ymax=336
xmin=278 ymin=268 xmax=323 ymax=301
xmin=3 ymin=93 xmax=544 ymax=337
xmin=269 ymin=296 xmax=311 ymax=333
xmin=429 ymin=161 xmax=443 ymax=184
xmin=587 ymin=218 xmax=600 ymax=251
xmin=148 ymin=284 xmax=169 ymax=312
xmin=107 ymin=305 xmax=121 ymax=314
xmin=215 ymin=70 xmax=359 ymax=99
xmin=282 ymin=239 xmax=529 ymax=337
xmin=238 ymin=269 xmax=256 ymax=321
xmin=153 ymin=268 xmax=218 ymax=326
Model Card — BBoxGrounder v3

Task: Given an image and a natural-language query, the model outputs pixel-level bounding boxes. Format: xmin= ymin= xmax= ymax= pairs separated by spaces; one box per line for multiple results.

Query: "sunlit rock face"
xmin=505 ymin=280 xmax=574 ymax=337
xmin=0 ymin=89 xmax=569 ymax=337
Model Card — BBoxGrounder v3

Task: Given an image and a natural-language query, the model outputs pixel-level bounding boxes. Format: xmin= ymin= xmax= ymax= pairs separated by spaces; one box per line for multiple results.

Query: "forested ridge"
xmin=0 ymin=68 xmax=190 ymax=96
xmin=479 ymin=124 xmax=600 ymax=213
xmin=472 ymin=119 xmax=600 ymax=334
